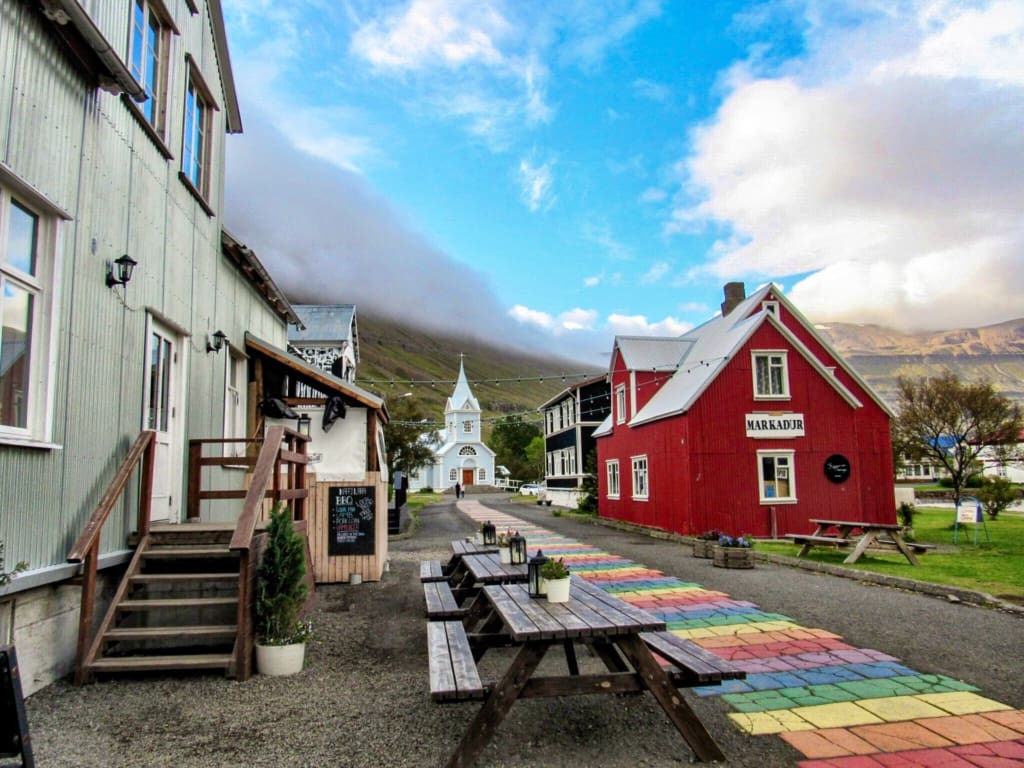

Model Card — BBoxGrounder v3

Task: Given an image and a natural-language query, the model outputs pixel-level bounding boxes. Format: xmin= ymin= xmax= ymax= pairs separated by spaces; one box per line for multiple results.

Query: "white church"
xmin=407 ymin=359 xmax=497 ymax=492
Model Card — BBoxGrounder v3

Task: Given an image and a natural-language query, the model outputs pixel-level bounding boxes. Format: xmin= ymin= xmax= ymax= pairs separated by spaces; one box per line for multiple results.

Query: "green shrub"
xmin=255 ymin=503 xmax=310 ymax=645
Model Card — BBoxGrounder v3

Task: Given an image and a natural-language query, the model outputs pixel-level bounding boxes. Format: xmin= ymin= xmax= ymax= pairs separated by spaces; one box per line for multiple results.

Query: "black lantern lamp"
xmin=509 ymin=530 xmax=527 ymax=565
xmin=481 ymin=521 xmax=497 ymax=546
xmin=296 ymin=413 xmax=311 ymax=437
xmin=527 ymin=549 xmax=550 ymax=598
xmin=106 ymin=253 xmax=137 ymax=287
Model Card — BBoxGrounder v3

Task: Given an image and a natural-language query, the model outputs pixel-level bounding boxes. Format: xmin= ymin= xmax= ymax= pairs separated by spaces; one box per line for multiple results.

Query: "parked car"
xmin=520 ymin=483 xmax=543 ymax=496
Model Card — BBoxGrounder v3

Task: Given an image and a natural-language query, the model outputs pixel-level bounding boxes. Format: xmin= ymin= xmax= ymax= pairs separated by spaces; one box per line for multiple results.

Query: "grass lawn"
xmin=758 ymin=507 xmax=1024 ymax=602
xmin=405 ymin=491 xmax=443 ymax=513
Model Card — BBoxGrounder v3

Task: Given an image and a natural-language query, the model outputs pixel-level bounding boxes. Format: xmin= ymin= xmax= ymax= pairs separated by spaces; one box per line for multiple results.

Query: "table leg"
xmin=446 ymin=642 xmax=548 ymax=768
xmin=563 ymin=640 xmax=580 ymax=676
xmin=589 ymin=639 xmax=629 ymax=673
xmin=616 ymin=634 xmax=726 ymax=763
xmin=844 ymin=530 xmax=879 ymax=564
xmin=798 ymin=523 xmax=828 ymax=557
xmin=887 ymin=531 xmax=920 ymax=566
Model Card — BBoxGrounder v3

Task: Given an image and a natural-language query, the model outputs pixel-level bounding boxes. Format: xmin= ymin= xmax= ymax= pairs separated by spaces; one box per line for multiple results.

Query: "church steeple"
xmin=447 ymin=355 xmax=480 ymax=412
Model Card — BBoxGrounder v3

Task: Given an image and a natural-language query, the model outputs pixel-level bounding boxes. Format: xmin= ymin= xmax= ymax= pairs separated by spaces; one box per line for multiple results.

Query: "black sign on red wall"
xmin=328 ymin=485 xmax=376 ymax=556
xmin=824 ymin=454 xmax=852 ymax=484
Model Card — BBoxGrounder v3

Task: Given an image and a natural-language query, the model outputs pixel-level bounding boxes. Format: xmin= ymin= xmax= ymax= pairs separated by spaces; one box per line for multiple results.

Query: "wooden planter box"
xmin=713 ymin=546 xmax=754 ymax=569
xmin=692 ymin=540 xmax=716 ymax=559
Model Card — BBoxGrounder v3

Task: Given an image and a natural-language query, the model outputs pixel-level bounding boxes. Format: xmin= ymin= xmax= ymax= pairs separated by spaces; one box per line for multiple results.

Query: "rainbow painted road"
xmin=458 ymin=500 xmax=1024 ymax=766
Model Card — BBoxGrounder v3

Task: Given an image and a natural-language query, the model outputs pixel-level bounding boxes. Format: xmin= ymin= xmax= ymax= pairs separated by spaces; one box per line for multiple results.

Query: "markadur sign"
xmin=745 ymin=413 xmax=806 ymax=439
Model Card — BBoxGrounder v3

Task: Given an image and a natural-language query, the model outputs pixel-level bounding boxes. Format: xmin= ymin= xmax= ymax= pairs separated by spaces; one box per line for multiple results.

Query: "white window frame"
xmin=477 ymin=467 xmax=486 ymax=482
xmin=182 ymin=58 xmax=219 ymax=202
xmin=0 ymin=171 xmax=65 ymax=447
xmin=606 ymin=460 xmax=619 ymax=499
xmin=223 ymin=346 xmax=247 ymax=459
xmin=615 ymin=384 xmax=627 ymax=424
xmin=631 ymin=455 xmax=648 ymax=500
xmin=757 ymin=450 xmax=796 ymax=504
xmin=761 ymin=300 xmax=779 ymax=315
xmin=449 ymin=468 xmax=457 ymax=482
xmin=752 ymin=350 xmax=790 ymax=400
xmin=462 ymin=419 xmax=473 ymax=434
xmin=128 ymin=0 xmax=174 ymax=134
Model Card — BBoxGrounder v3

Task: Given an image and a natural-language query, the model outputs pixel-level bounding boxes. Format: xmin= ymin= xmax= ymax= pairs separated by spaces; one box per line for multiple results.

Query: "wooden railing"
xmin=66 ymin=430 xmax=156 ymax=684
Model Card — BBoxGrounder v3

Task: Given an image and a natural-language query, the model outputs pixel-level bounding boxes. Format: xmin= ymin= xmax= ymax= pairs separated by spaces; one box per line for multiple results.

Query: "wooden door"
xmin=143 ymin=317 xmax=186 ymax=523
xmin=462 ymin=468 xmax=474 ymax=487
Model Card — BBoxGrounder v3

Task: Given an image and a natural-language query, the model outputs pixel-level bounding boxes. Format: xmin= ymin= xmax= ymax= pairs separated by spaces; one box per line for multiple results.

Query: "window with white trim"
xmin=223 ymin=347 xmax=247 ymax=458
xmin=758 ymin=451 xmax=795 ymax=502
xmin=761 ymin=300 xmax=779 ymax=315
xmin=449 ymin=468 xmax=457 ymax=482
xmin=615 ymin=384 xmax=626 ymax=424
xmin=631 ymin=455 xmax=648 ymax=500
xmin=477 ymin=467 xmax=486 ymax=482
xmin=129 ymin=0 xmax=172 ymax=132
xmin=0 ymin=181 xmax=60 ymax=442
xmin=462 ymin=419 xmax=473 ymax=433
xmin=606 ymin=460 xmax=619 ymax=498
xmin=459 ymin=446 xmax=477 ymax=456
xmin=182 ymin=62 xmax=217 ymax=199
xmin=752 ymin=351 xmax=789 ymax=399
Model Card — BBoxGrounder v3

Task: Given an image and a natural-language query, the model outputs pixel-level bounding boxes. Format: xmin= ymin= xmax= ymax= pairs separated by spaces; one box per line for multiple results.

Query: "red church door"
xmin=462 ymin=468 xmax=474 ymax=487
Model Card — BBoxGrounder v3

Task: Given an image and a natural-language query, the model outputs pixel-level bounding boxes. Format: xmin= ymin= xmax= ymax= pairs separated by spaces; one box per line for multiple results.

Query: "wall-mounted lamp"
xmin=106 ymin=254 xmax=137 ymax=287
xmin=297 ymin=414 xmax=311 ymax=437
xmin=206 ymin=330 xmax=228 ymax=353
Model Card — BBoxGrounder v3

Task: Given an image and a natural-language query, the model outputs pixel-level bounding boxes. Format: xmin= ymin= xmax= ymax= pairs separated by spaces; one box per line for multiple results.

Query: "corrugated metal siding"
xmin=0 ymin=3 xmax=286 ymax=577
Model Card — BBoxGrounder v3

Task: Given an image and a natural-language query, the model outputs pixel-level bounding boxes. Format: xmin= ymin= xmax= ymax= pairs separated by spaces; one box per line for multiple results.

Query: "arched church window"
xmin=459 ymin=446 xmax=478 ymax=456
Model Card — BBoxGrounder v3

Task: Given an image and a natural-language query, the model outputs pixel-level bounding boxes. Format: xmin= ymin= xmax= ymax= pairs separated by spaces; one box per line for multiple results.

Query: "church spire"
xmin=447 ymin=356 xmax=480 ymax=413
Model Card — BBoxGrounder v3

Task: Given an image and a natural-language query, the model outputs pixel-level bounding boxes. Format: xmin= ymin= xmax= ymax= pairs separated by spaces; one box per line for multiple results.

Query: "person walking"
xmin=454 ymin=481 xmax=462 ymax=499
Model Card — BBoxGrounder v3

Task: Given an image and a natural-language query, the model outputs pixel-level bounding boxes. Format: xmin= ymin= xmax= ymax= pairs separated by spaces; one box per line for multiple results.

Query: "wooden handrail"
xmin=68 ymin=430 xmax=156 ymax=563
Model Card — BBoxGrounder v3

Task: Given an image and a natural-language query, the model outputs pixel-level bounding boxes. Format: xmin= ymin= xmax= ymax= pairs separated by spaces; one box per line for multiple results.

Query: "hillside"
xmin=354 ymin=313 xmax=601 ymax=427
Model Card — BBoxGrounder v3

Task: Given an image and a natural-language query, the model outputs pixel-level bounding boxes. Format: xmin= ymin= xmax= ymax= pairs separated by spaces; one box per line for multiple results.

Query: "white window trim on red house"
xmin=631 ymin=454 xmax=648 ymax=500
xmin=606 ymin=459 xmax=619 ymax=499
xmin=615 ymin=384 xmax=626 ymax=424
xmin=757 ymin=449 xmax=796 ymax=504
xmin=751 ymin=349 xmax=790 ymax=400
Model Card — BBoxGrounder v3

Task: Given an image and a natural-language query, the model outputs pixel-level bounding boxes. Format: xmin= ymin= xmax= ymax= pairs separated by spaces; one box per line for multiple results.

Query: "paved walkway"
xmin=459 ymin=500 xmax=1024 ymax=766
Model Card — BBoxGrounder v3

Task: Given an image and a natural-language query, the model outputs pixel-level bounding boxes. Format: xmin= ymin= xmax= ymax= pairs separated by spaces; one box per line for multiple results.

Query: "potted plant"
xmin=693 ymin=529 xmax=722 ymax=559
xmin=254 ymin=503 xmax=312 ymax=676
xmin=713 ymin=534 xmax=755 ymax=569
xmin=497 ymin=529 xmax=514 ymax=564
xmin=540 ymin=558 xmax=571 ymax=603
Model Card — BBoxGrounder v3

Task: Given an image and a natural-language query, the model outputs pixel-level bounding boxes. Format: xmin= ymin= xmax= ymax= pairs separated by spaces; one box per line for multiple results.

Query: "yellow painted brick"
xmin=674 ymin=627 xmax=715 ymax=639
xmin=857 ymin=695 xmax=949 ymax=722
xmin=792 ymin=702 xmax=886 ymax=729
xmin=728 ymin=710 xmax=816 ymax=735
xmin=916 ymin=692 xmax=1013 ymax=715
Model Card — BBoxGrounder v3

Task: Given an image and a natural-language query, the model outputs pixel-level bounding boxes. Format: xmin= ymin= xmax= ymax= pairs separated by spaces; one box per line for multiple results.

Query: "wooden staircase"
xmin=81 ymin=526 xmax=243 ymax=679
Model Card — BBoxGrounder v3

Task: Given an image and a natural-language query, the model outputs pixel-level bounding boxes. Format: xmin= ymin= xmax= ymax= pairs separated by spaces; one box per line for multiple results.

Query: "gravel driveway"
xmin=25 ymin=495 xmax=1023 ymax=767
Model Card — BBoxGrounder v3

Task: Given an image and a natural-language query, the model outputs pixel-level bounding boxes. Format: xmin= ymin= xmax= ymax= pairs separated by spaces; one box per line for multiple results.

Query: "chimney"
xmin=720 ymin=282 xmax=746 ymax=316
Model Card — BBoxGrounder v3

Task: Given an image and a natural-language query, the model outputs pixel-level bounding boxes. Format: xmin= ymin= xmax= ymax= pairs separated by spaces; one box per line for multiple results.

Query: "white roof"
xmin=614 ymin=336 xmax=692 ymax=371
xmin=446 ymin=358 xmax=480 ymax=412
xmin=611 ymin=284 xmax=874 ymax=428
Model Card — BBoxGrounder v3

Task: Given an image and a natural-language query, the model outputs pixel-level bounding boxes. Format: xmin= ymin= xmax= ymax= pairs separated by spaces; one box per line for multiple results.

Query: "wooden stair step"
xmin=89 ymin=653 xmax=234 ymax=672
xmin=104 ymin=624 xmax=237 ymax=641
xmin=129 ymin=572 xmax=238 ymax=584
xmin=142 ymin=546 xmax=237 ymax=559
xmin=119 ymin=597 xmax=237 ymax=610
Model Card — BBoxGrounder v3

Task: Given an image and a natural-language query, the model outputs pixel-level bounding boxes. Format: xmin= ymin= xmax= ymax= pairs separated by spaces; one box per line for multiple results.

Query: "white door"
xmin=143 ymin=317 xmax=186 ymax=523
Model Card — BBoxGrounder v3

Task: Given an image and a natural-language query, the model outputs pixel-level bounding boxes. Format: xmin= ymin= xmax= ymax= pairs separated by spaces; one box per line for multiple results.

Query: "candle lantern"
xmin=509 ymin=531 xmax=527 ymax=565
xmin=527 ymin=549 xmax=550 ymax=598
xmin=481 ymin=521 xmax=497 ymax=546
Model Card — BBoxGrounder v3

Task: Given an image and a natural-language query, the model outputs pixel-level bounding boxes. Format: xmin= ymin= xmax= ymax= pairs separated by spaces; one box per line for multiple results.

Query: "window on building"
xmin=568 ymin=451 xmax=577 ymax=475
xmin=449 ymin=468 xmax=457 ymax=482
xmin=606 ymin=460 xmax=619 ymax=498
xmin=0 ymin=180 xmax=61 ymax=443
xmin=546 ymin=410 xmax=554 ymax=434
xmin=459 ymin=446 xmax=477 ymax=456
xmin=752 ymin=351 xmax=789 ymax=399
xmin=462 ymin=419 xmax=472 ymax=433
xmin=129 ymin=0 xmax=172 ymax=132
xmin=477 ymin=468 xmax=486 ymax=482
xmin=223 ymin=348 xmax=247 ymax=458
xmin=631 ymin=455 xmax=648 ymax=500
xmin=758 ymin=451 xmax=795 ymax=502
xmin=761 ymin=300 xmax=779 ymax=315
xmin=615 ymin=384 xmax=626 ymax=424
xmin=182 ymin=62 xmax=217 ymax=201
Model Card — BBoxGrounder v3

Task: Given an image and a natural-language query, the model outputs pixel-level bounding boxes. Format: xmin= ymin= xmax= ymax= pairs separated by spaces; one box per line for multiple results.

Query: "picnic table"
xmin=422 ymin=552 xmax=527 ymax=621
xmin=785 ymin=518 xmax=934 ymax=565
xmin=428 ymin=575 xmax=744 ymax=767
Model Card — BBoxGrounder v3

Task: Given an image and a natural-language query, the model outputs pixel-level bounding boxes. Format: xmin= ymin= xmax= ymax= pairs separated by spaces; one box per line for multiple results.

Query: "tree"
xmin=976 ymin=477 xmax=1018 ymax=520
xmin=489 ymin=415 xmax=542 ymax=480
xmin=383 ymin=395 xmax=440 ymax=479
xmin=524 ymin=436 xmax=545 ymax=480
xmin=894 ymin=372 xmax=1023 ymax=503
xmin=576 ymin=448 xmax=599 ymax=515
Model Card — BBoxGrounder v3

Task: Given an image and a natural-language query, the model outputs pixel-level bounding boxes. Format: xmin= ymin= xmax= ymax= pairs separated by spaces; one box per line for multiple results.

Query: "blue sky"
xmin=220 ymin=1 xmax=1024 ymax=364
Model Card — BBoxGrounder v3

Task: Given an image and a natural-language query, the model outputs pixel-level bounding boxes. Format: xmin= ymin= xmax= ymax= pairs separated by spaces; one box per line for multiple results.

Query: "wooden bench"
xmin=877 ymin=538 xmax=936 ymax=554
xmin=427 ymin=621 xmax=485 ymax=702
xmin=420 ymin=560 xmax=447 ymax=583
xmin=423 ymin=581 xmax=467 ymax=620
xmin=640 ymin=631 xmax=746 ymax=686
xmin=785 ymin=534 xmax=851 ymax=548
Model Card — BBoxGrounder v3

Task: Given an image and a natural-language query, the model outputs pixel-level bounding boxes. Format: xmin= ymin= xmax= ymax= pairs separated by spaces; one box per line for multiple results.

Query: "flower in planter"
xmin=697 ymin=529 xmax=724 ymax=541
xmin=539 ymin=557 xmax=570 ymax=581
xmin=717 ymin=534 xmax=753 ymax=549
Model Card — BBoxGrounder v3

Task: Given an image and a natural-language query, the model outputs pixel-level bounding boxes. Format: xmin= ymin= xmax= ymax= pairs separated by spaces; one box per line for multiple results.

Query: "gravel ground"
xmin=25 ymin=494 xmax=1024 ymax=767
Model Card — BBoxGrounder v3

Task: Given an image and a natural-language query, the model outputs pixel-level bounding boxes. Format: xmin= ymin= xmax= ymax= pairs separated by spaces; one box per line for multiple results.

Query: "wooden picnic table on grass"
xmin=785 ymin=518 xmax=934 ymax=565
xmin=427 ymin=575 xmax=744 ymax=767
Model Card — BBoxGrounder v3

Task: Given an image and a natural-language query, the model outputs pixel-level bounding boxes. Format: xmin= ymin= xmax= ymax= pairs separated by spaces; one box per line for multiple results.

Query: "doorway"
xmin=143 ymin=316 xmax=186 ymax=523
xmin=462 ymin=468 xmax=474 ymax=487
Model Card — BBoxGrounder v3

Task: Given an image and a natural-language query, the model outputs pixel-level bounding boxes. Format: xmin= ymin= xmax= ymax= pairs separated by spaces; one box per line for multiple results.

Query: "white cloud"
xmin=672 ymin=0 xmax=1024 ymax=331
xmin=641 ymin=261 xmax=670 ymax=284
xmin=583 ymin=273 xmax=603 ymax=287
xmin=632 ymin=77 xmax=670 ymax=102
xmin=508 ymin=304 xmax=554 ymax=329
xmin=582 ymin=221 xmax=631 ymax=260
xmin=606 ymin=314 xmax=692 ymax=336
xmin=508 ymin=305 xmax=598 ymax=334
xmin=639 ymin=186 xmax=666 ymax=203
xmin=518 ymin=156 xmax=555 ymax=211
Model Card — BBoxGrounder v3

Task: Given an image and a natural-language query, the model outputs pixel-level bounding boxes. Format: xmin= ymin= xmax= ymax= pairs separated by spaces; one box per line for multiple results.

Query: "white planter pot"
xmin=255 ymin=642 xmax=306 ymax=676
xmin=499 ymin=547 xmax=512 ymax=564
xmin=545 ymin=578 xmax=570 ymax=603
xmin=538 ymin=576 xmax=548 ymax=596
xmin=474 ymin=533 xmax=483 ymax=545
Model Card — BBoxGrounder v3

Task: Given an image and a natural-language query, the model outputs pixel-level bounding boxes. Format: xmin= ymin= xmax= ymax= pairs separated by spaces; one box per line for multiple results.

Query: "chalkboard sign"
xmin=328 ymin=485 xmax=376 ymax=556
xmin=823 ymin=454 xmax=851 ymax=484
xmin=0 ymin=645 xmax=34 ymax=768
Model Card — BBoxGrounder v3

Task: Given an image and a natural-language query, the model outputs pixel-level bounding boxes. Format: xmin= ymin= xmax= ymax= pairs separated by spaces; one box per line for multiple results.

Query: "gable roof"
xmin=614 ymin=336 xmax=692 ymax=371
xmin=610 ymin=283 xmax=887 ymax=429
xmin=289 ymin=305 xmax=357 ymax=344
xmin=221 ymin=229 xmax=300 ymax=326
xmin=446 ymin=359 xmax=480 ymax=412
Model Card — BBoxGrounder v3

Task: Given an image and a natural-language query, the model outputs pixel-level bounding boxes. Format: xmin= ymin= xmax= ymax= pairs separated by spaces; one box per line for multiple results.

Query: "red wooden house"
xmin=594 ymin=283 xmax=895 ymax=538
